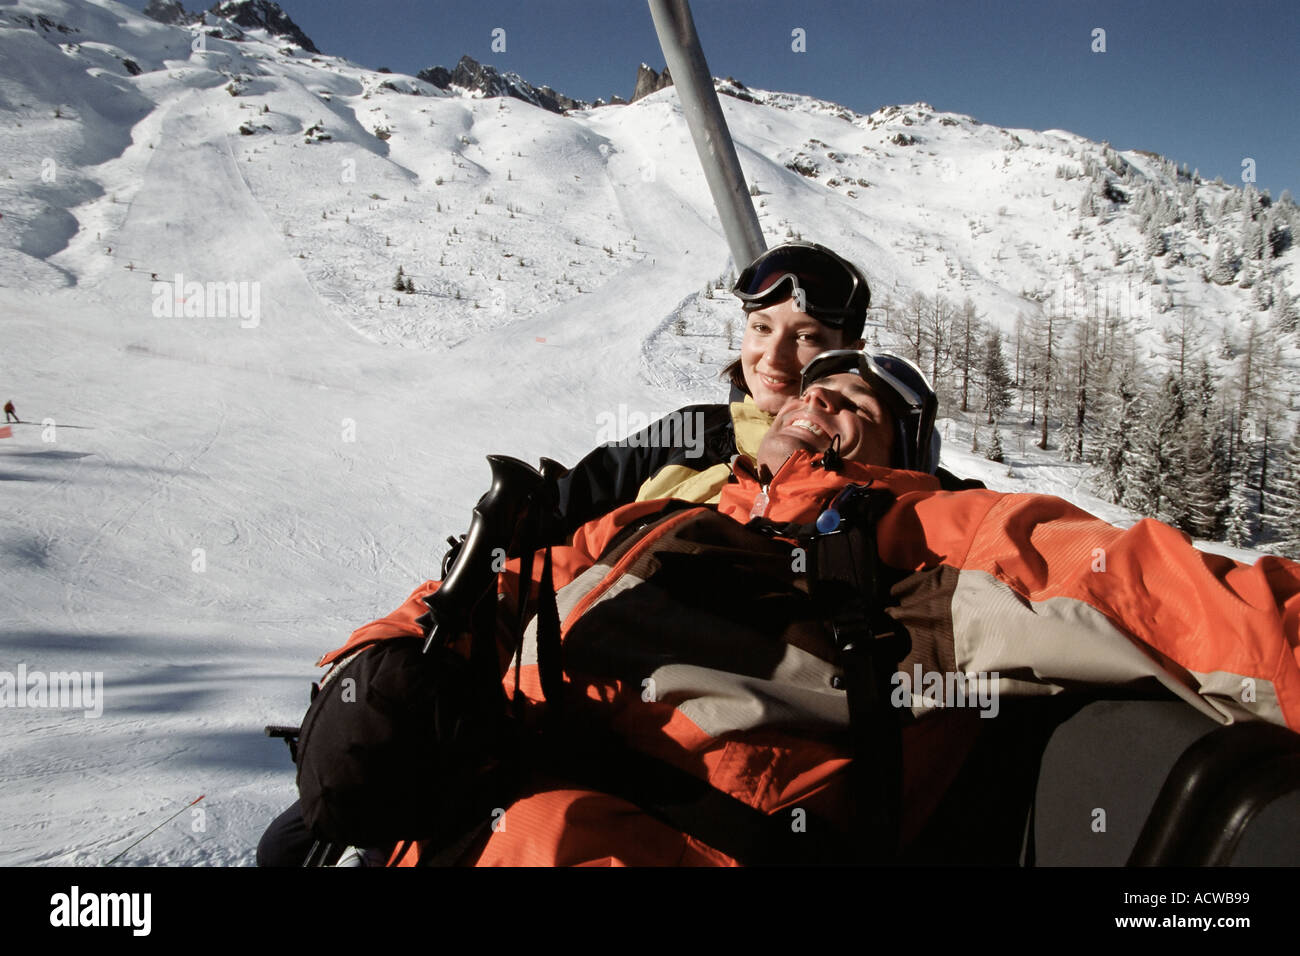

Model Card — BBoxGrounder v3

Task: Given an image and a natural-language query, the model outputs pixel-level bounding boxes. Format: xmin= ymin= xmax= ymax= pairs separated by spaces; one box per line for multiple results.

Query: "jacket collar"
xmin=718 ymin=449 xmax=941 ymax=524
xmin=729 ymin=396 xmax=773 ymax=465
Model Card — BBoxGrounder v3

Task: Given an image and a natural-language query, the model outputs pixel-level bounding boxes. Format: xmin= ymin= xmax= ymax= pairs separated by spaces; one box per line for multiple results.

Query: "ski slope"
xmin=0 ymin=0 xmax=1291 ymax=865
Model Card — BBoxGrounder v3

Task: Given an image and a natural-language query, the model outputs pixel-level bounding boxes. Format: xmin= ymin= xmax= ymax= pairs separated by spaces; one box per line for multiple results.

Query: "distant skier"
xmin=3 ymin=400 xmax=17 ymax=423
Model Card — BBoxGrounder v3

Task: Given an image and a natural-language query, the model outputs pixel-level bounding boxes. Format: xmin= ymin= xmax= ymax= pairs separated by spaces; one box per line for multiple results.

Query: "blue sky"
xmin=124 ymin=0 xmax=1299 ymax=197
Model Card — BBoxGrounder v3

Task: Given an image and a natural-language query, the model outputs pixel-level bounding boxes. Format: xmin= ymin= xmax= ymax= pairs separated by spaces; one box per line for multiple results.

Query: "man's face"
xmin=740 ymin=298 xmax=851 ymax=414
xmin=757 ymin=372 xmax=897 ymax=474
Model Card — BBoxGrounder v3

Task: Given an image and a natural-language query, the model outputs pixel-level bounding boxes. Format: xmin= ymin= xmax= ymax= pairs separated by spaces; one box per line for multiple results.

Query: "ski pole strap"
xmin=807 ymin=485 xmax=908 ymax=862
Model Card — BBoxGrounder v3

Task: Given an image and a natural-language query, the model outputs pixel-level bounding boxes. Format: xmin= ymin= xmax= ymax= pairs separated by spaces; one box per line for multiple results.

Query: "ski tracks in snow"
xmin=60 ymin=398 xmax=230 ymax=633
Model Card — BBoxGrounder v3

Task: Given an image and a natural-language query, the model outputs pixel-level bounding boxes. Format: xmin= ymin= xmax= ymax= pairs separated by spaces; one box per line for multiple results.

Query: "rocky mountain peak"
xmin=417 ymin=55 xmax=586 ymax=114
xmin=142 ymin=0 xmax=192 ymax=25
xmin=631 ymin=63 xmax=672 ymax=102
xmin=208 ymin=0 xmax=318 ymax=53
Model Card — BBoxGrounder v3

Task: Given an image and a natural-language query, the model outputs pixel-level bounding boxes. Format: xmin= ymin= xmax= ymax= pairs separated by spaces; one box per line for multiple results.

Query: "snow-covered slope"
xmin=0 ymin=0 xmax=1294 ymax=865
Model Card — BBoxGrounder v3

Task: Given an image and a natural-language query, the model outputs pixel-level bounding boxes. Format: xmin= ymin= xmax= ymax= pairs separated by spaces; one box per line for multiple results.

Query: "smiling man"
xmin=761 ymin=372 xmax=896 ymax=470
xmin=749 ymin=349 xmax=939 ymax=487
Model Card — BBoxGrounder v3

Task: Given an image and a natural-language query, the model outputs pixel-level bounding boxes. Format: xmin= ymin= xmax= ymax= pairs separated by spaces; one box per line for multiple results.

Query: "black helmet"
xmin=732 ymin=241 xmax=871 ymax=340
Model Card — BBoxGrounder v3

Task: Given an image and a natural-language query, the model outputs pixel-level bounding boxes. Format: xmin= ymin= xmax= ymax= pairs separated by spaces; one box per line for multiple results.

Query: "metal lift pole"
xmin=647 ymin=0 xmax=767 ymax=271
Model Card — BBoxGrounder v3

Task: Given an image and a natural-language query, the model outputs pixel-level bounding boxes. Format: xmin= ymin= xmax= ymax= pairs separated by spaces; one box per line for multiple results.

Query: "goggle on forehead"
xmin=798 ymin=350 xmax=939 ymax=472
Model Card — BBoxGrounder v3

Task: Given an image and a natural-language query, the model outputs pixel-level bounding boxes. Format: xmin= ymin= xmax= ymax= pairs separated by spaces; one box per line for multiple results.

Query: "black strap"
xmin=510 ymin=544 xmax=536 ymax=721
xmin=808 ymin=486 xmax=908 ymax=863
xmin=535 ymin=545 xmax=564 ymax=713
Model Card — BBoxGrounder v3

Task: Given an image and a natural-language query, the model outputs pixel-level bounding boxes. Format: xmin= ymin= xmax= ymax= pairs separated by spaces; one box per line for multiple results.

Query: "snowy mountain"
xmin=0 ymin=0 xmax=1297 ymax=865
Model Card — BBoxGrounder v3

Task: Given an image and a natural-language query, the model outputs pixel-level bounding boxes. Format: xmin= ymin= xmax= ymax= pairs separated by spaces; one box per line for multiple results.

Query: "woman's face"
xmin=740 ymin=298 xmax=856 ymax=414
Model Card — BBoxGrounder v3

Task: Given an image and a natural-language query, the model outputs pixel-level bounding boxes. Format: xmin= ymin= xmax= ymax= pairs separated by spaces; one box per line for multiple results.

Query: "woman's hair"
xmin=721 ymin=357 xmax=749 ymax=395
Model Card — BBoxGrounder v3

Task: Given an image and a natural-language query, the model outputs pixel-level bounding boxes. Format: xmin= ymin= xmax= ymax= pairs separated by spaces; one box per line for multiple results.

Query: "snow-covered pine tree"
xmin=985 ymin=421 xmax=1005 ymax=463
xmin=1144 ymin=229 xmax=1168 ymax=259
xmin=1190 ymin=199 xmax=1209 ymax=237
xmin=1242 ymin=216 xmax=1266 ymax=261
xmin=1237 ymin=261 xmax=1256 ymax=289
xmin=1151 ymin=371 xmax=1190 ymax=528
xmin=1225 ymin=445 xmax=1257 ymax=548
xmin=1251 ymin=347 xmax=1286 ymax=535
xmin=981 ymin=327 xmax=1013 ymax=425
xmin=1182 ymin=409 xmax=1222 ymax=539
xmin=1094 ymin=358 xmax=1144 ymax=509
xmin=1210 ymin=243 xmax=1238 ymax=285
xmin=1244 ymin=185 xmax=1261 ymax=220
xmin=1124 ymin=372 xmax=1187 ymax=522
xmin=1271 ymin=291 xmax=1298 ymax=336
xmin=1079 ymin=183 xmax=1097 ymax=218
xmin=1120 ymin=393 xmax=1159 ymax=517
xmin=1253 ymin=278 xmax=1274 ymax=312
xmin=1269 ymin=425 xmax=1300 ymax=559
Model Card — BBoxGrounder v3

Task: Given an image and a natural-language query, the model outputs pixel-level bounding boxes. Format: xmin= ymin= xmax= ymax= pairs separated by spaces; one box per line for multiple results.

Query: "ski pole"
xmin=105 ymin=794 xmax=206 ymax=865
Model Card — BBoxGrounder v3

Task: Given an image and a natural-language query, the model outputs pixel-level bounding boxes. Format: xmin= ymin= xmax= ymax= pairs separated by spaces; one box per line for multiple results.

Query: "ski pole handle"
xmin=421 ymin=455 xmax=545 ymax=653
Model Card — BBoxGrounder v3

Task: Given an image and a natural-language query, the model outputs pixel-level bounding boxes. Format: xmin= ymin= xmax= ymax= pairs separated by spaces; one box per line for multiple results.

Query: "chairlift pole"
xmin=647 ymin=0 xmax=766 ymax=272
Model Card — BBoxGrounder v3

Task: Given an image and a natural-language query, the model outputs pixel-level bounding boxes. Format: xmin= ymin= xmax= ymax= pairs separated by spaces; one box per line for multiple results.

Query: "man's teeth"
xmin=792 ymin=419 xmax=824 ymax=437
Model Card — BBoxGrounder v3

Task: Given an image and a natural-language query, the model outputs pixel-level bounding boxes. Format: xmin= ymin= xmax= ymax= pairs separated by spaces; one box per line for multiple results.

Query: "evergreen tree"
xmin=1209 ymin=243 xmax=1238 ymax=285
xmin=1272 ymin=292 xmax=1299 ymax=336
xmin=1253 ymin=278 xmax=1274 ymax=312
xmin=1079 ymin=183 xmax=1097 ymax=218
xmin=1237 ymin=261 xmax=1256 ymax=289
xmin=1151 ymin=372 xmax=1189 ymax=527
xmin=1182 ymin=410 xmax=1221 ymax=539
xmin=392 ymin=265 xmax=406 ymax=292
xmin=985 ymin=421 xmax=1005 ymax=463
xmin=1270 ymin=426 xmax=1300 ymax=559
xmin=1242 ymin=216 xmax=1266 ymax=260
xmin=1190 ymin=199 xmax=1209 ymax=237
xmin=981 ymin=328 xmax=1013 ymax=424
xmin=1101 ymin=363 xmax=1145 ymax=509
xmin=1126 ymin=373 xmax=1188 ymax=521
xmin=1225 ymin=445 xmax=1257 ymax=548
xmin=1144 ymin=229 xmax=1168 ymax=258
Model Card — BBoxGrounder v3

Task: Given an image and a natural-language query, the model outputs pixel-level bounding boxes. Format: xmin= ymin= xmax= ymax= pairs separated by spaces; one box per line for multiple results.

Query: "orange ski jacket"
xmin=319 ymin=449 xmax=1300 ymax=865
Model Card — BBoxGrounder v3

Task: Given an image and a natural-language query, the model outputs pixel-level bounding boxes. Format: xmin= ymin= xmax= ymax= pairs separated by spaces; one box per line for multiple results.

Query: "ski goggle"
xmin=799 ymin=350 xmax=939 ymax=472
xmin=732 ymin=242 xmax=870 ymax=327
